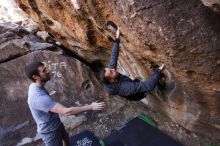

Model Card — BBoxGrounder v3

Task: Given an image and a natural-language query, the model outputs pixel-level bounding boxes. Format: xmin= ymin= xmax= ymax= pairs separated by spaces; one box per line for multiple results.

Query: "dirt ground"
xmin=72 ymin=101 xmax=220 ymax=146
xmin=28 ymin=100 xmax=220 ymax=146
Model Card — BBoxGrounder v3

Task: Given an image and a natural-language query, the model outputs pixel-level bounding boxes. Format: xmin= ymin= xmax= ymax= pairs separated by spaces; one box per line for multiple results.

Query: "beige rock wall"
xmin=3 ymin=0 xmax=220 ymax=142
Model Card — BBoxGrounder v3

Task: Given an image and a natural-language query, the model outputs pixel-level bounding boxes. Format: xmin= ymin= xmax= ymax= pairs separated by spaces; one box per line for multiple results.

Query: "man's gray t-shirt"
xmin=27 ymin=83 xmax=61 ymax=134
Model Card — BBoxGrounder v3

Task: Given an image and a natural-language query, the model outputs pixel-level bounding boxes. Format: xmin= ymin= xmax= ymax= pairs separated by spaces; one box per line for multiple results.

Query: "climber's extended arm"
xmin=107 ymin=28 xmax=120 ymax=69
xmin=107 ymin=39 xmax=120 ymax=69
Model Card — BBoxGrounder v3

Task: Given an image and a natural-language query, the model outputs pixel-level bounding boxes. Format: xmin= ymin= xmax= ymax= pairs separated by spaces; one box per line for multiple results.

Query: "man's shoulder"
xmin=28 ymin=83 xmax=45 ymax=103
xmin=28 ymin=83 xmax=39 ymax=95
xmin=28 ymin=83 xmax=47 ymax=95
xmin=28 ymin=83 xmax=36 ymax=89
xmin=28 ymin=83 xmax=37 ymax=103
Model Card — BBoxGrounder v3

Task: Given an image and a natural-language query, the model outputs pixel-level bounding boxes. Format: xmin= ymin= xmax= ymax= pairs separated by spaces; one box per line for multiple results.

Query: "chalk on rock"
xmin=71 ymin=0 xmax=80 ymax=10
xmin=49 ymin=90 xmax=56 ymax=96
xmin=55 ymin=41 xmax=61 ymax=45
xmin=75 ymin=101 xmax=82 ymax=106
xmin=36 ymin=31 xmax=49 ymax=41
xmin=107 ymin=21 xmax=118 ymax=33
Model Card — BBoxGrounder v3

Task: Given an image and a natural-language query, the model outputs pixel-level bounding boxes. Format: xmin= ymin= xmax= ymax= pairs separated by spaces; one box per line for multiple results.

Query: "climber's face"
xmin=104 ymin=68 xmax=119 ymax=83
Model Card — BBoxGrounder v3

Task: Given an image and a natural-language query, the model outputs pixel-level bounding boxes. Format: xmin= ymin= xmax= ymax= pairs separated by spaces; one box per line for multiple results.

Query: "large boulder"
xmin=14 ymin=0 xmax=220 ymax=139
xmin=0 ymin=23 xmax=125 ymax=145
xmin=0 ymin=0 xmax=26 ymax=23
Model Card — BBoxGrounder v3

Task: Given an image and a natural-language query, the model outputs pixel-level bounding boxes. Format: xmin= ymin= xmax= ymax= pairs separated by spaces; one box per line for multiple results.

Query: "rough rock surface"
xmin=0 ymin=0 xmax=26 ymax=23
xmin=14 ymin=0 xmax=220 ymax=140
xmin=200 ymin=0 xmax=220 ymax=14
xmin=0 ymin=23 xmax=126 ymax=146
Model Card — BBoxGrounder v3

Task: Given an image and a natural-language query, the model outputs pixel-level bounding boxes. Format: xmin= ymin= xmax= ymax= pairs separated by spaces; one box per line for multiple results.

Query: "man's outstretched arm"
xmin=50 ymin=102 xmax=106 ymax=116
xmin=108 ymin=28 xmax=120 ymax=69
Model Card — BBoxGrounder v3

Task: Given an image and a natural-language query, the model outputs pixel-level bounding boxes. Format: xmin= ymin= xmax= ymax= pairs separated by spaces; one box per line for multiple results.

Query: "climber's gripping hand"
xmin=159 ymin=64 xmax=166 ymax=72
xmin=116 ymin=27 xmax=120 ymax=39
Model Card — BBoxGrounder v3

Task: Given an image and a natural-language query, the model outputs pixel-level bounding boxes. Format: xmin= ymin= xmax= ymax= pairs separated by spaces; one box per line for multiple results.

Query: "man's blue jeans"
xmin=40 ymin=123 xmax=69 ymax=146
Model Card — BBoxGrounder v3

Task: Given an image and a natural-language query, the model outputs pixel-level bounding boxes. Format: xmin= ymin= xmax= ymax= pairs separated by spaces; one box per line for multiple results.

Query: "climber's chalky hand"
xmin=116 ymin=27 xmax=120 ymax=39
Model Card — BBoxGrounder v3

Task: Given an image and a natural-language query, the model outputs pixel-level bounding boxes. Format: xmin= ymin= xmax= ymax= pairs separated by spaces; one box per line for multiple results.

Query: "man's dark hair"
xmin=25 ymin=61 xmax=44 ymax=82
xmin=98 ymin=68 xmax=111 ymax=84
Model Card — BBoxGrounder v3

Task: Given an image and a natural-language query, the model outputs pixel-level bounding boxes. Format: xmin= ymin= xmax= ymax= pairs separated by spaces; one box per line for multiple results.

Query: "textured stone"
xmin=0 ymin=23 xmax=125 ymax=145
xmin=0 ymin=23 xmax=53 ymax=63
xmin=0 ymin=50 xmax=101 ymax=145
xmin=201 ymin=0 xmax=220 ymax=14
xmin=0 ymin=0 xmax=26 ymax=23
xmin=14 ymin=0 xmax=220 ymax=140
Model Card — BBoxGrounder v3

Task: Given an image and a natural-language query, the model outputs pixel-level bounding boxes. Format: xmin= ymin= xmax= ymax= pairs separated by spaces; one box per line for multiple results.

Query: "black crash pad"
xmin=104 ymin=117 xmax=183 ymax=146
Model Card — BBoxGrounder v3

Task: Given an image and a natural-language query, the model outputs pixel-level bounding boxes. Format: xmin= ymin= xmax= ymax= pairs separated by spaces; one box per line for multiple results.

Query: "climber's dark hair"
xmin=97 ymin=68 xmax=111 ymax=84
xmin=25 ymin=61 xmax=44 ymax=82
xmin=89 ymin=61 xmax=111 ymax=84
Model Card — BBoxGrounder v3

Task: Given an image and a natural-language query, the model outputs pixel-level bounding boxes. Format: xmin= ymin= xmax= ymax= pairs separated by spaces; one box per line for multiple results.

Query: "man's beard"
xmin=41 ymin=75 xmax=51 ymax=83
xmin=112 ymin=74 xmax=119 ymax=83
xmin=114 ymin=73 xmax=119 ymax=80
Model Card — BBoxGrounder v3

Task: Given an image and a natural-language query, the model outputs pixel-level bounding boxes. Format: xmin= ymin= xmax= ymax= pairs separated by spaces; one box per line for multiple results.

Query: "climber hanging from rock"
xmin=99 ymin=23 xmax=166 ymax=101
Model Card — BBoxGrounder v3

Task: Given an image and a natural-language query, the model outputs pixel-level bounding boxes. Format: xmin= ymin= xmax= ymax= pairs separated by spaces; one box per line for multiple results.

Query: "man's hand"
xmin=159 ymin=64 xmax=165 ymax=72
xmin=116 ymin=27 xmax=120 ymax=39
xmin=90 ymin=102 xmax=106 ymax=110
